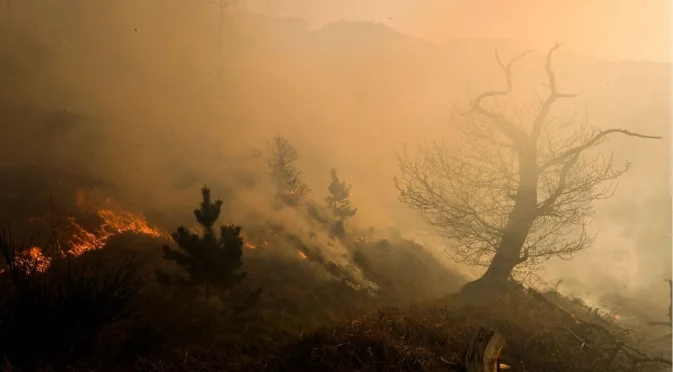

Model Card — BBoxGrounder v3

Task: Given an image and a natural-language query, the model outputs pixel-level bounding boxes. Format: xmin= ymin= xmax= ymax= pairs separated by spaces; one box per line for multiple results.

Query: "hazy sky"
xmin=244 ymin=0 xmax=672 ymax=62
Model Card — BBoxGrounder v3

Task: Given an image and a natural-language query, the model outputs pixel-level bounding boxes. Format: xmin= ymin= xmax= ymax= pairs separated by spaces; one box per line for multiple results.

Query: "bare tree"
xmin=394 ymin=43 xmax=661 ymax=294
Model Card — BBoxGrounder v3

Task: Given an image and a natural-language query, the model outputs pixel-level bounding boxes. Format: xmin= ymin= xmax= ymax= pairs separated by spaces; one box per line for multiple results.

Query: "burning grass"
xmin=66 ymin=189 xmax=170 ymax=255
xmin=7 ymin=189 xmax=171 ymax=272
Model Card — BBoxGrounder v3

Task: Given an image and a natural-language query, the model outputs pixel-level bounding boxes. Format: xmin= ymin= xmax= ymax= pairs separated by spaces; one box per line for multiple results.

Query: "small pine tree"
xmin=157 ymin=186 xmax=247 ymax=303
xmin=265 ymin=136 xmax=311 ymax=206
xmin=325 ymin=168 xmax=357 ymax=237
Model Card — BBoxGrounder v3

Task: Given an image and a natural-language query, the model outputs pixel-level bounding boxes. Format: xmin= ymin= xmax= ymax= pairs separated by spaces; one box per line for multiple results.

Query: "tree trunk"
xmin=461 ymin=149 xmax=539 ymax=297
xmin=481 ymin=216 xmax=534 ymax=282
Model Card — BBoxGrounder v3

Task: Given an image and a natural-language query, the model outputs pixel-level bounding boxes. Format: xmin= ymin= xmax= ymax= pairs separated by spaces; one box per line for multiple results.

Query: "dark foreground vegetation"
xmin=0 ymin=180 xmax=670 ymax=372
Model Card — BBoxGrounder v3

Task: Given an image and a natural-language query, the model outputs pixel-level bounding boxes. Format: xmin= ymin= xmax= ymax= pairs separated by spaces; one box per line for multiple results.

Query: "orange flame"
xmin=242 ymin=235 xmax=256 ymax=249
xmin=13 ymin=246 xmax=52 ymax=273
xmin=241 ymin=233 xmax=270 ymax=250
xmin=65 ymin=190 xmax=169 ymax=255
xmin=2 ymin=191 xmax=170 ymax=275
xmin=65 ymin=216 xmax=108 ymax=255
xmin=69 ymin=208 xmax=168 ymax=255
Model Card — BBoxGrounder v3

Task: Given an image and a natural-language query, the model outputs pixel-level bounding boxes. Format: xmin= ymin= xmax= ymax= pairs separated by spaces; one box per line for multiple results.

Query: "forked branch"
xmin=469 ymin=48 xmax=534 ymax=146
xmin=541 ymin=129 xmax=662 ymax=170
xmin=531 ymin=41 xmax=579 ymax=141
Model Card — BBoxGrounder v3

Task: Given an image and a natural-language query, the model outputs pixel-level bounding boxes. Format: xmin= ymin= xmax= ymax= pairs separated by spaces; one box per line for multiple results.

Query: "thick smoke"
xmin=0 ymin=0 xmax=669 ymax=313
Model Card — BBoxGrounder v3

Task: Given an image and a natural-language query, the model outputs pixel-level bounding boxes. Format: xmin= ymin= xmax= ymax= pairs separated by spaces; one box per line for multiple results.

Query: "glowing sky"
xmin=244 ymin=0 xmax=672 ymax=62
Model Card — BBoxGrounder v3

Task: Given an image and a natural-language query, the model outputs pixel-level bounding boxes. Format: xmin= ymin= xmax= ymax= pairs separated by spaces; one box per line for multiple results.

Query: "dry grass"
xmin=88 ymin=288 xmax=671 ymax=372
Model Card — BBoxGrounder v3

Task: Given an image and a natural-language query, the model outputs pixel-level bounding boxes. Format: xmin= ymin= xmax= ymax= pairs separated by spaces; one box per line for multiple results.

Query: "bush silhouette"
xmin=157 ymin=186 xmax=258 ymax=308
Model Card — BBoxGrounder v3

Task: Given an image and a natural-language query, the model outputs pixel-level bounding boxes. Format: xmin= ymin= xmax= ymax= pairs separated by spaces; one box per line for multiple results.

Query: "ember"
xmin=16 ymin=246 xmax=51 ymax=272
xmin=243 ymin=237 xmax=256 ymax=249
xmin=241 ymin=233 xmax=270 ymax=250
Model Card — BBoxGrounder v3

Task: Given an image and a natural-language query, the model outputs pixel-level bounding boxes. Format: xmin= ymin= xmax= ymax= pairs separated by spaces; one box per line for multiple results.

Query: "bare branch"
xmin=538 ymin=154 xmax=579 ymax=215
xmin=530 ymin=42 xmax=578 ymax=141
xmin=395 ymin=46 xmax=661 ymax=280
xmin=469 ymin=48 xmax=534 ymax=146
xmin=541 ymin=129 xmax=661 ymax=170
xmin=394 ymin=140 xmax=513 ymax=266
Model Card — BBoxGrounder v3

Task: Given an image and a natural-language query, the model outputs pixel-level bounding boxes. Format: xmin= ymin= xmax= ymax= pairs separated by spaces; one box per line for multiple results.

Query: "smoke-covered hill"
xmin=0 ymin=1 xmax=669 ymax=314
